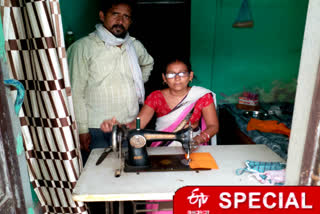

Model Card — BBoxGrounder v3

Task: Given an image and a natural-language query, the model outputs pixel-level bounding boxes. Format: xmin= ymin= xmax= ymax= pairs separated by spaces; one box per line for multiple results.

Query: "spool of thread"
xmin=136 ymin=117 xmax=140 ymax=130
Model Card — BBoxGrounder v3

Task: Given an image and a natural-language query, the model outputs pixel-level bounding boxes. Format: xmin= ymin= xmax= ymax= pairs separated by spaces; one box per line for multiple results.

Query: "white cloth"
xmin=95 ymin=24 xmax=145 ymax=103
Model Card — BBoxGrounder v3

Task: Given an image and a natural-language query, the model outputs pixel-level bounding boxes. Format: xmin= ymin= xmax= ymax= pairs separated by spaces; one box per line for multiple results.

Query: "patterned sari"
xmin=150 ymin=86 xmax=217 ymax=147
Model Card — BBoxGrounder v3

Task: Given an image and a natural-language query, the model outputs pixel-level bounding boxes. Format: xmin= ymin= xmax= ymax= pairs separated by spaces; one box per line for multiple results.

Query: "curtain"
xmin=0 ymin=0 xmax=87 ymax=213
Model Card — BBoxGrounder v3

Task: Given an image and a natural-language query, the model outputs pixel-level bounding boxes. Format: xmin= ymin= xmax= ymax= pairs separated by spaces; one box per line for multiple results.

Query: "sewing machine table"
xmin=72 ymin=145 xmax=285 ymax=213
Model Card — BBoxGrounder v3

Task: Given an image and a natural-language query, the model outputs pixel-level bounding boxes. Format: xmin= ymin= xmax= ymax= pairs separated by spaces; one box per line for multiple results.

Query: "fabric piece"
xmin=247 ymin=118 xmax=291 ymax=136
xmin=67 ymin=29 xmax=154 ymax=134
xmin=3 ymin=79 xmax=25 ymax=115
xmin=95 ymin=24 xmax=145 ymax=104
xmin=236 ymin=160 xmax=286 ymax=175
xmin=186 ymin=152 xmax=219 ymax=169
xmin=1 ymin=1 xmax=88 ymax=213
xmin=220 ymin=104 xmax=290 ymax=160
xmin=236 ymin=160 xmax=286 ymax=185
xmin=249 ymin=169 xmax=286 ymax=185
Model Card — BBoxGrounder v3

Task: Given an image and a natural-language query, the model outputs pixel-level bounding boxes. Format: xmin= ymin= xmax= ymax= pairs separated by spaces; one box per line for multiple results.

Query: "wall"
xmin=191 ymin=0 xmax=309 ymax=103
xmin=60 ymin=0 xmax=309 ymax=104
xmin=60 ymin=0 xmax=100 ymax=40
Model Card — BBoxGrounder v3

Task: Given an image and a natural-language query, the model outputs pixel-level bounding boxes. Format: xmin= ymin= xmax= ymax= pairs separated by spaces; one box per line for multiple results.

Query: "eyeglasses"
xmin=165 ymin=72 xmax=189 ymax=79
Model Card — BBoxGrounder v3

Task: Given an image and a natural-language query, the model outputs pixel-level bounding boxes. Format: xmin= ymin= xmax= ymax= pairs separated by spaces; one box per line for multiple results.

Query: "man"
xmin=68 ymin=0 xmax=154 ymax=159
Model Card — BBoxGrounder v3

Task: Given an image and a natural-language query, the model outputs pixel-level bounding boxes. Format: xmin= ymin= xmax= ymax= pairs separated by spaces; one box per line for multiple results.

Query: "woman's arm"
xmin=127 ymin=104 xmax=155 ymax=129
xmin=193 ymin=102 xmax=219 ymax=144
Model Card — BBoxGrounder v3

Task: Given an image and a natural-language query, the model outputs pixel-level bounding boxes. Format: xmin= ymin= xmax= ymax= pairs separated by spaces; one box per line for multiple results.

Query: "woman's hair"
xmin=162 ymin=56 xmax=192 ymax=74
xmin=99 ymin=0 xmax=137 ymax=16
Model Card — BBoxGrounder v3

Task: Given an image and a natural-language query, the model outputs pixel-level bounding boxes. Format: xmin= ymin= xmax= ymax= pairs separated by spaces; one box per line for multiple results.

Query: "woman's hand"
xmin=192 ymin=135 xmax=203 ymax=145
xmin=192 ymin=131 xmax=211 ymax=145
xmin=100 ymin=117 xmax=119 ymax=132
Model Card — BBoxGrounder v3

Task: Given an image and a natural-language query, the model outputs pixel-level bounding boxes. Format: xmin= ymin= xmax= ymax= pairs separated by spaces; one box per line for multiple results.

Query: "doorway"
xmin=130 ymin=0 xmax=191 ymax=96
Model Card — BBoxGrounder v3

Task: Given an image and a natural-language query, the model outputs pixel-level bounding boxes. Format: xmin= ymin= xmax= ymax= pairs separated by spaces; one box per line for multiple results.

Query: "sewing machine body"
xmin=111 ymin=124 xmax=197 ymax=174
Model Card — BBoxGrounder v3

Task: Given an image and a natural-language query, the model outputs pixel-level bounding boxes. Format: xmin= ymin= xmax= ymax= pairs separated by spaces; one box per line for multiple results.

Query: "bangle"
xmin=198 ymin=134 xmax=207 ymax=142
xmin=202 ymin=131 xmax=210 ymax=139
xmin=201 ymin=131 xmax=210 ymax=142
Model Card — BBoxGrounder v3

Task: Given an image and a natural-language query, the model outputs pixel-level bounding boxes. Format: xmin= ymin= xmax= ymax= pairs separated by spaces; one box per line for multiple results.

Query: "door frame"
xmin=286 ymin=0 xmax=320 ymax=185
xmin=0 ymin=62 xmax=27 ymax=213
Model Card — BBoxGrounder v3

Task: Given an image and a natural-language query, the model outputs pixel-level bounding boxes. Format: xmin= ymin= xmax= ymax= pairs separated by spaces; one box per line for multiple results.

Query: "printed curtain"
xmin=0 ymin=0 xmax=87 ymax=213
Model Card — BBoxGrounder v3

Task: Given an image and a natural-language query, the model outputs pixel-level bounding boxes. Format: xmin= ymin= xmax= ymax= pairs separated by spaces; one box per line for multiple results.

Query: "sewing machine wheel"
xmin=112 ymin=125 xmax=123 ymax=152
xmin=129 ymin=135 xmax=146 ymax=148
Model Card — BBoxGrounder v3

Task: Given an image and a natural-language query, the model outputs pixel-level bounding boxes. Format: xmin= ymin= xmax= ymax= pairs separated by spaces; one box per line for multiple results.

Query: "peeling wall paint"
xmin=255 ymin=79 xmax=297 ymax=103
xmin=219 ymin=79 xmax=297 ymax=104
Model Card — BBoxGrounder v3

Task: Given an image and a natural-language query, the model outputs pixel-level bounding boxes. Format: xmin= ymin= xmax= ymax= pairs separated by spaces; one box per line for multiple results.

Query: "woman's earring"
xmin=162 ymin=81 xmax=167 ymax=85
xmin=190 ymin=80 xmax=193 ymax=83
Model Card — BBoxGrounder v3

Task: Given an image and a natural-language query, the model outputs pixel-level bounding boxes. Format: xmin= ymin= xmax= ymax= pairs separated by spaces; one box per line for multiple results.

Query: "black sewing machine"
xmin=109 ymin=118 xmax=198 ymax=176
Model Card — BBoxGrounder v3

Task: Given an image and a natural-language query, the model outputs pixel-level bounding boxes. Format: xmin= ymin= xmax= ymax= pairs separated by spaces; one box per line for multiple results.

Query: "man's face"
xmin=99 ymin=3 xmax=132 ymax=38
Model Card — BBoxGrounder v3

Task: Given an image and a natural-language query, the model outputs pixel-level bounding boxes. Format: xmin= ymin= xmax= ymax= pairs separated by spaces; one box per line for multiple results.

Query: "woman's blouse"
xmin=144 ymin=90 xmax=213 ymax=124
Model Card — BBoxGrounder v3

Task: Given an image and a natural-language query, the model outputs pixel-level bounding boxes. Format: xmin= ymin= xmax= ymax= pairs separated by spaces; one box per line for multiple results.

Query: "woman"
xmin=101 ymin=57 xmax=219 ymax=214
xmin=101 ymin=57 xmax=219 ymax=145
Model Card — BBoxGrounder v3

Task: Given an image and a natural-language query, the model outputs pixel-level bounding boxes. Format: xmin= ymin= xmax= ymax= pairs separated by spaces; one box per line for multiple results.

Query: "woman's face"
xmin=162 ymin=61 xmax=193 ymax=92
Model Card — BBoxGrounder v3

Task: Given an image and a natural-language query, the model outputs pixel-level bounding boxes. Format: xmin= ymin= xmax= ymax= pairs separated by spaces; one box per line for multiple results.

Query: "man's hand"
xmin=100 ymin=117 xmax=119 ymax=132
xmin=79 ymin=133 xmax=91 ymax=151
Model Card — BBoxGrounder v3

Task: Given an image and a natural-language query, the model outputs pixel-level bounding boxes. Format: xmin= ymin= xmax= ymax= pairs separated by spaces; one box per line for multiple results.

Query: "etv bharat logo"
xmin=187 ymin=188 xmax=209 ymax=208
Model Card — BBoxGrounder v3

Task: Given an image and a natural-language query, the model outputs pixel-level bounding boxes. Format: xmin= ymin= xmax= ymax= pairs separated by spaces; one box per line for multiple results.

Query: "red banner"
xmin=173 ymin=186 xmax=320 ymax=214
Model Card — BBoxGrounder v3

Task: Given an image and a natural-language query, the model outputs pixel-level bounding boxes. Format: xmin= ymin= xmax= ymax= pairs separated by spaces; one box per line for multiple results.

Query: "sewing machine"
xmin=109 ymin=118 xmax=198 ymax=176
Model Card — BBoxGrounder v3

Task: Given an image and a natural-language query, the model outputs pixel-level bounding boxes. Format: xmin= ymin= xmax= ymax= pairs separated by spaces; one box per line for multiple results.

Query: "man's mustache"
xmin=112 ymin=24 xmax=125 ymax=30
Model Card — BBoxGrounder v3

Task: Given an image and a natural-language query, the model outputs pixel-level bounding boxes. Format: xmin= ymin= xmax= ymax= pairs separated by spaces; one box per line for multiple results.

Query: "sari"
xmin=151 ymin=86 xmax=217 ymax=147
xmin=146 ymin=86 xmax=217 ymax=214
